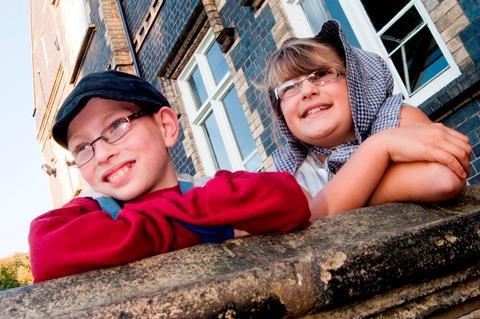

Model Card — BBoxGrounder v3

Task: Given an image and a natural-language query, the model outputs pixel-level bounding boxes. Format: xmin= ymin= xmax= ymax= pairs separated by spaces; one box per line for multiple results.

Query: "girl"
xmin=265 ymin=20 xmax=471 ymax=219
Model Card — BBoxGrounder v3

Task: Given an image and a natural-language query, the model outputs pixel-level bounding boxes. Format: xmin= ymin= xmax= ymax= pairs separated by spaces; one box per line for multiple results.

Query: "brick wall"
xmin=120 ymin=0 xmax=151 ymax=36
xmin=82 ymin=0 xmax=113 ymax=75
xmin=32 ymin=0 xmax=480 ymax=206
xmin=220 ymin=2 xmax=282 ymax=162
xmin=121 ymin=0 xmax=202 ymax=175
xmin=419 ymin=0 xmax=480 ymax=184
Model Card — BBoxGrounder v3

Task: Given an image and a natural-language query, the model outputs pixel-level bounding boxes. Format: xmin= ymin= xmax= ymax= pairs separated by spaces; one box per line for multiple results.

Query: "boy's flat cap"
xmin=52 ymin=70 xmax=170 ymax=148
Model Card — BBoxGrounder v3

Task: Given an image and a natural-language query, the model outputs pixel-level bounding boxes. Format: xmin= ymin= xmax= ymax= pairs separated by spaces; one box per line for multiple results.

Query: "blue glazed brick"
xmin=469 ymin=171 xmax=480 ymax=185
xmin=121 ymin=1 xmax=151 ymax=36
xmin=443 ymin=100 xmax=480 ymax=127
xmin=447 ymin=84 xmax=460 ymax=99
xmin=473 ymin=142 xmax=480 ymax=160
xmin=459 ymin=17 xmax=480 ymax=43
xmin=460 ymin=18 xmax=480 ymax=63
xmin=135 ymin=0 xmax=202 ymax=83
xmin=264 ymin=140 xmax=278 ymax=157
xmin=469 ymin=42 xmax=480 ymax=63
xmin=458 ymin=0 xmax=480 ymax=23
xmin=457 ymin=116 xmax=480 ymax=135
xmin=470 ymin=130 xmax=479 ymax=145
xmin=471 ymin=156 xmax=480 ymax=170
xmin=470 ymin=161 xmax=477 ymax=175
xmin=82 ymin=0 xmax=112 ymax=74
xmin=171 ymin=123 xmax=197 ymax=175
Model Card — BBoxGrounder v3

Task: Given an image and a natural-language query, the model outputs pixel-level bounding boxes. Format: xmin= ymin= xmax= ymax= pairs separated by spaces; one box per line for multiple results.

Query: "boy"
xmin=29 ymin=70 xmax=311 ymax=283
xmin=265 ymin=20 xmax=471 ymax=218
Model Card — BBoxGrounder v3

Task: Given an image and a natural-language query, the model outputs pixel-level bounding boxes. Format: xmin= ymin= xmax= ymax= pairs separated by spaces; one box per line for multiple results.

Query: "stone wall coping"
xmin=1 ymin=185 xmax=479 ymax=318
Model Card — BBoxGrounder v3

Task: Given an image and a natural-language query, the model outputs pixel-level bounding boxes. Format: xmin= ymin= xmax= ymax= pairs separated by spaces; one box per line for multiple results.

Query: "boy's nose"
xmin=93 ymin=139 xmax=118 ymax=164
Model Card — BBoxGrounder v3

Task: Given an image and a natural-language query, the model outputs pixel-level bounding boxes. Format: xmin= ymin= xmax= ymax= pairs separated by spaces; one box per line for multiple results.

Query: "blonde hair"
xmin=265 ymin=38 xmax=345 ymax=92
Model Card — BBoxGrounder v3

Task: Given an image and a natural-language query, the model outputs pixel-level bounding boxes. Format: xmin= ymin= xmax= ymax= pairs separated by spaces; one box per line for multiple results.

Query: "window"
xmin=59 ymin=0 xmax=94 ymax=82
xmin=59 ymin=0 xmax=90 ymax=62
xmin=282 ymin=0 xmax=460 ymax=105
xmin=283 ymin=0 xmax=359 ymax=46
xmin=178 ymin=30 xmax=262 ymax=175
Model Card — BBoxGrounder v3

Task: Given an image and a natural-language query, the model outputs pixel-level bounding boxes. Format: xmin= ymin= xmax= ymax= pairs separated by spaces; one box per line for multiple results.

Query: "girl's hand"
xmin=377 ymin=124 xmax=471 ymax=179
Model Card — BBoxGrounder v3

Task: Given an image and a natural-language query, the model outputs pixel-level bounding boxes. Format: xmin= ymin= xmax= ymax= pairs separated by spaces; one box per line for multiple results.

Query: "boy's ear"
xmin=153 ymin=106 xmax=179 ymax=148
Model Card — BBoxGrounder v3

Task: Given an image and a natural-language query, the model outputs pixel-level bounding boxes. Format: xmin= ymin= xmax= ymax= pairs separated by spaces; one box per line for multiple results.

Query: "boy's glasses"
xmin=273 ymin=68 xmax=340 ymax=100
xmin=70 ymin=111 xmax=151 ymax=167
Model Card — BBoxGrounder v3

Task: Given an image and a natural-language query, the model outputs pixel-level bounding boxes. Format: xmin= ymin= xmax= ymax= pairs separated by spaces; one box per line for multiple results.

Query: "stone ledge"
xmin=1 ymin=185 xmax=479 ymax=318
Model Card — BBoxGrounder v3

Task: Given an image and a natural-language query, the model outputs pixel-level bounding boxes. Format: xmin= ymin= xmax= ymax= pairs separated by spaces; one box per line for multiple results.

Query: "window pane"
xmin=361 ymin=1 xmax=450 ymax=95
xmin=244 ymin=152 xmax=262 ymax=172
xmin=206 ymin=41 xmax=229 ymax=84
xmin=390 ymin=26 xmax=448 ymax=94
xmin=361 ymin=0 xmax=410 ymax=31
xmin=189 ymin=67 xmax=208 ymax=109
xmin=380 ymin=6 xmax=423 ymax=54
xmin=301 ymin=0 xmax=360 ymax=47
xmin=222 ymin=87 xmax=258 ymax=165
xmin=203 ymin=112 xmax=232 ymax=170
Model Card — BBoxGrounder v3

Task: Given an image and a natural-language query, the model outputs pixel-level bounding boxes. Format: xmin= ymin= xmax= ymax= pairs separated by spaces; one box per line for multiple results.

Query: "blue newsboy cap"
xmin=52 ymin=70 xmax=170 ymax=148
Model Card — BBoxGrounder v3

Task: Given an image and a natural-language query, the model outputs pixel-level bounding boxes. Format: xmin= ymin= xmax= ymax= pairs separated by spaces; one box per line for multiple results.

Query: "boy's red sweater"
xmin=29 ymin=171 xmax=310 ymax=282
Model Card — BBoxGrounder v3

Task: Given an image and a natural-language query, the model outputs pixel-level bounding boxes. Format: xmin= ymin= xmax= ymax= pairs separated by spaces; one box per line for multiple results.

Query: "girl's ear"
xmin=153 ymin=106 xmax=179 ymax=148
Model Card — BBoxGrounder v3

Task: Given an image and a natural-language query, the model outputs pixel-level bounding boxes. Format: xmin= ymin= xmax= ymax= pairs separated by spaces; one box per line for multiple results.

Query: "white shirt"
xmin=294 ymin=153 xmax=329 ymax=196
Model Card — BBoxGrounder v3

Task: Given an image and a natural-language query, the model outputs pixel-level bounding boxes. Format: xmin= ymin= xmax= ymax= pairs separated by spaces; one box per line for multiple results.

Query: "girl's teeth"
xmin=306 ymin=105 xmax=329 ymax=116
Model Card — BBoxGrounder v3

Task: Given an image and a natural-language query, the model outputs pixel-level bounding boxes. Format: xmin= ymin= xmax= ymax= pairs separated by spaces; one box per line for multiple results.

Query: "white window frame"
xmin=282 ymin=0 xmax=318 ymax=37
xmin=178 ymin=29 xmax=260 ymax=176
xmin=282 ymin=0 xmax=460 ymax=106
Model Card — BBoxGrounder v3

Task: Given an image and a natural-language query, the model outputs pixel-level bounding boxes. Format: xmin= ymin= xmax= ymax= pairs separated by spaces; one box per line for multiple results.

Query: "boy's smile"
xmin=102 ymin=161 xmax=135 ymax=185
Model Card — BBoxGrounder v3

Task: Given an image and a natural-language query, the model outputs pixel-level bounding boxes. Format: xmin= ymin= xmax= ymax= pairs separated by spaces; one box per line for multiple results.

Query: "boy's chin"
xmin=99 ymin=188 xmax=143 ymax=202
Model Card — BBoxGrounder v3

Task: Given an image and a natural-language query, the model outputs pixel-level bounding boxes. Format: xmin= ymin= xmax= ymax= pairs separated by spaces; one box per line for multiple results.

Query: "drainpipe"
xmin=115 ymin=0 xmax=141 ymax=76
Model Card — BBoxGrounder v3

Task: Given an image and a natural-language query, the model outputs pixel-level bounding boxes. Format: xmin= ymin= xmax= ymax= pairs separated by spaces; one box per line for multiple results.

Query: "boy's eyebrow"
xmin=67 ymin=107 xmax=140 ymax=148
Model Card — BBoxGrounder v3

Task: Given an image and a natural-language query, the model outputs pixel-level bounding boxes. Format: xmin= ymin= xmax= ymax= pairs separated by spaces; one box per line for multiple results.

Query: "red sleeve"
xmin=29 ymin=170 xmax=310 ymax=282
xmin=29 ymin=197 xmax=199 ymax=283
xmin=141 ymin=170 xmax=311 ymax=234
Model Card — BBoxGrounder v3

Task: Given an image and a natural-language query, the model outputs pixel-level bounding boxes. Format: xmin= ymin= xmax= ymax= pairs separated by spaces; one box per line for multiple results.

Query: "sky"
xmin=0 ymin=2 xmax=52 ymax=258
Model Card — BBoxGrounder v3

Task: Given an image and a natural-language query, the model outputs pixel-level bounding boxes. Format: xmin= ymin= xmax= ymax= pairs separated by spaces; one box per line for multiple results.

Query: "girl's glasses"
xmin=274 ymin=68 xmax=340 ymax=100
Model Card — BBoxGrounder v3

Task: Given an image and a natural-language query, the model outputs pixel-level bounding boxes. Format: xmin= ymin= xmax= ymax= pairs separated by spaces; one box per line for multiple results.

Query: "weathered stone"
xmin=1 ymin=185 xmax=479 ymax=318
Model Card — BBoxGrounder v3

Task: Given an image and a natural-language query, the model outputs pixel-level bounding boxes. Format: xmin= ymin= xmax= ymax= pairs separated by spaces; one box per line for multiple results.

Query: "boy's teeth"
xmin=108 ymin=166 xmax=129 ymax=182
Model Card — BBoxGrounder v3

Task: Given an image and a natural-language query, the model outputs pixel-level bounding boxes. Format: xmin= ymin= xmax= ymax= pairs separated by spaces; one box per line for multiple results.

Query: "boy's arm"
xmin=309 ymin=122 xmax=471 ymax=220
xmin=29 ymin=171 xmax=310 ymax=282
xmin=368 ymin=106 xmax=470 ymax=205
xmin=29 ymin=197 xmax=199 ymax=283
xmin=137 ymin=171 xmax=310 ymax=234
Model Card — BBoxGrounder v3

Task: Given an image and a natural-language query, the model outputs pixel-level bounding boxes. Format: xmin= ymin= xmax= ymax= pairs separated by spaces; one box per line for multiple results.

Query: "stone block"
xmin=1 ymin=186 xmax=480 ymax=317
xmin=431 ymin=0 xmax=458 ymax=22
xmin=422 ymin=0 xmax=440 ymax=12
xmin=441 ymin=15 xmax=470 ymax=44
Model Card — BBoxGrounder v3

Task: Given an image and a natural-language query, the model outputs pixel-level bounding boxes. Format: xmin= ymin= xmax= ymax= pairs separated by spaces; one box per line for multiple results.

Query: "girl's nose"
xmin=301 ymin=79 xmax=319 ymax=99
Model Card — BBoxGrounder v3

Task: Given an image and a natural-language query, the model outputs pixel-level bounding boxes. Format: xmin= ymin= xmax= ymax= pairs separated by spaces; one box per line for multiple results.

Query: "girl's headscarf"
xmin=272 ymin=20 xmax=403 ymax=178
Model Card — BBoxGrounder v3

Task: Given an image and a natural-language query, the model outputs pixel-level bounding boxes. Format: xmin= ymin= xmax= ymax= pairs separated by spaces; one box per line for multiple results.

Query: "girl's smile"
xmin=280 ymin=76 xmax=355 ymax=148
xmin=301 ymin=103 xmax=332 ymax=118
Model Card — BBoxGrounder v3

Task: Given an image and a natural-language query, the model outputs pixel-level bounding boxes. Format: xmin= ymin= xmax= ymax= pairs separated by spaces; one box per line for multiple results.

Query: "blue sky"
xmin=0 ymin=2 xmax=52 ymax=258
